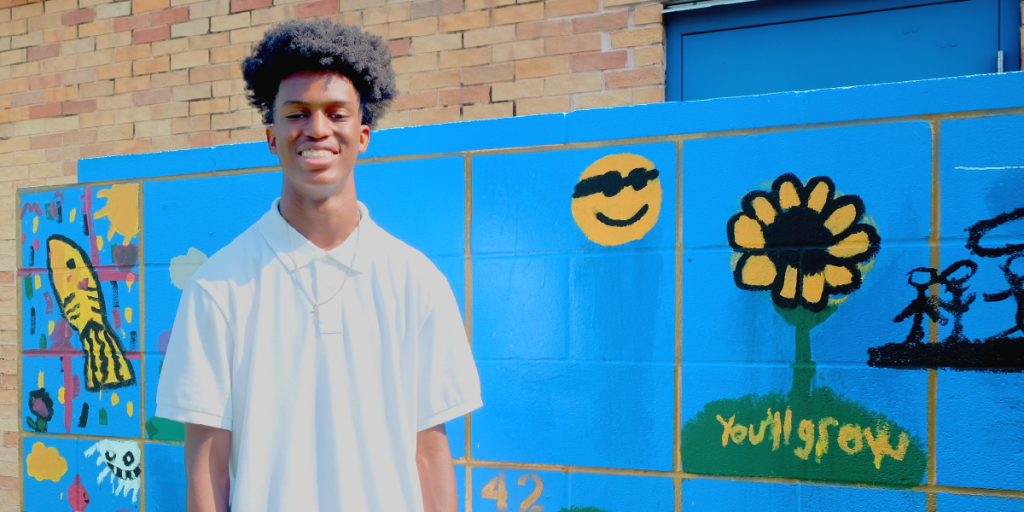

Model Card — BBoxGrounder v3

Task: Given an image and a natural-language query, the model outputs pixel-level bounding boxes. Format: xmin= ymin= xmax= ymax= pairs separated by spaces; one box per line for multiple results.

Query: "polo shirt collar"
xmin=258 ymin=198 xmax=375 ymax=274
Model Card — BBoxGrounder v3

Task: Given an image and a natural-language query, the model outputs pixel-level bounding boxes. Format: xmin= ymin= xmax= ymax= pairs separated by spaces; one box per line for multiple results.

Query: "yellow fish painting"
xmin=47 ymin=235 xmax=136 ymax=391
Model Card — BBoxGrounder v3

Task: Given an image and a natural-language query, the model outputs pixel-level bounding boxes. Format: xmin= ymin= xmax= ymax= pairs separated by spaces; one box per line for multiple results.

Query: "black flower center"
xmin=763 ymin=206 xmax=832 ymax=275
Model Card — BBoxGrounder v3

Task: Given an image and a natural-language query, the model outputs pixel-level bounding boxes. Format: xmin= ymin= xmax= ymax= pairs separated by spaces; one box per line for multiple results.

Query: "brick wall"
xmin=0 ymin=0 xmax=664 ymax=504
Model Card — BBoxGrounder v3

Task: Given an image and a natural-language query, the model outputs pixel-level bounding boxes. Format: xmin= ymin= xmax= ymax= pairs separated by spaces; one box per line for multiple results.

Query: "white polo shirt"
xmin=155 ymin=199 xmax=482 ymax=512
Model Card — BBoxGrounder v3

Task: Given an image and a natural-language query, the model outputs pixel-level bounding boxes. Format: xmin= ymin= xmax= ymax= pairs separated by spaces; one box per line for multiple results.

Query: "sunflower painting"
xmin=680 ymin=173 xmax=924 ymax=488
xmin=727 ymin=173 xmax=880 ymax=313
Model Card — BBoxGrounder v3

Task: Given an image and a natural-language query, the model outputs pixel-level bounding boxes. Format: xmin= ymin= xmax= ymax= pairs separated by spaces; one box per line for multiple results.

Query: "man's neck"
xmin=279 ymin=183 xmax=360 ymax=251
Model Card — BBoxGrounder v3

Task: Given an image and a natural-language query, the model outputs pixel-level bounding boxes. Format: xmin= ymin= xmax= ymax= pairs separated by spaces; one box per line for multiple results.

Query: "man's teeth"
xmin=301 ymin=150 xmax=333 ymax=158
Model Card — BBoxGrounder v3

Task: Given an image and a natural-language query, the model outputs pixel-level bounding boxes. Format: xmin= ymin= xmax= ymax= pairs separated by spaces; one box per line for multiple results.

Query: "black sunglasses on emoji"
xmin=573 ymin=167 xmax=660 ymax=199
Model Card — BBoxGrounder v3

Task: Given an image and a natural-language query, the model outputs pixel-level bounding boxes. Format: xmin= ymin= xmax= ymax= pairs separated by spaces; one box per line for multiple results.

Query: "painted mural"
xmin=681 ymin=171 xmax=925 ymax=486
xmin=19 ymin=76 xmax=1024 ymax=510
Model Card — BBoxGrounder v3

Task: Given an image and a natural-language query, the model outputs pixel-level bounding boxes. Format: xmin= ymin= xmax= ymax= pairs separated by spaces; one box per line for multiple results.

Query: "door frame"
xmin=664 ymin=0 xmax=1022 ymax=101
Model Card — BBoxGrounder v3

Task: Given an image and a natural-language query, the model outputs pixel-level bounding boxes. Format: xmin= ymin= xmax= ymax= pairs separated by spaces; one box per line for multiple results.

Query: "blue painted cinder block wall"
xmin=19 ymin=71 xmax=1024 ymax=511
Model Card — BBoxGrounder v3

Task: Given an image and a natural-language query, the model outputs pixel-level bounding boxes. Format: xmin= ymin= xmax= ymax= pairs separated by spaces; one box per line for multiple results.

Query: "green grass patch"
xmin=681 ymin=386 xmax=925 ymax=487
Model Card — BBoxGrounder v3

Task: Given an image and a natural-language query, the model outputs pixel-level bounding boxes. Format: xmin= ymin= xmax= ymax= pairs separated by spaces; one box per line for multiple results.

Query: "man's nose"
xmin=306 ymin=110 xmax=331 ymax=137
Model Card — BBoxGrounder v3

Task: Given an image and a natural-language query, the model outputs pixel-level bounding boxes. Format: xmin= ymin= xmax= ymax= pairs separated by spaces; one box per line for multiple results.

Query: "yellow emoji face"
xmin=571 ymin=153 xmax=662 ymax=246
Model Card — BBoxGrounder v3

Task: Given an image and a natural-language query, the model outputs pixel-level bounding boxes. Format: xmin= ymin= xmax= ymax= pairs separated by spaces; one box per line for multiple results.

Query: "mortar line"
xmin=675 ymin=476 xmax=683 ymax=512
xmin=464 ymin=155 xmax=473 ymax=468
xmin=16 ymin=188 xmax=23 ymax=512
xmin=674 ymin=140 xmax=683 ymax=475
xmin=927 ymin=120 xmax=941 ymax=503
xmin=22 ymin=105 xmax=1024 ymax=197
xmin=138 ymin=182 xmax=147 ymax=512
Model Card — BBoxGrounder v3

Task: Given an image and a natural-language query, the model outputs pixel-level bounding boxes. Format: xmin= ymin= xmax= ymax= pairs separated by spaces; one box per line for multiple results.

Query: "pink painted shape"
xmin=68 ymin=474 xmax=89 ymax=511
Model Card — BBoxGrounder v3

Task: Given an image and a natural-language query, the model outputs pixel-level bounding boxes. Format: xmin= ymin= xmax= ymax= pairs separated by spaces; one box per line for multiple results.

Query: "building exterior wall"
xmin=0 ymin=0 xmax=1018 ymax=508
xmin=16 ymin=71 xmax=1024 ymax=511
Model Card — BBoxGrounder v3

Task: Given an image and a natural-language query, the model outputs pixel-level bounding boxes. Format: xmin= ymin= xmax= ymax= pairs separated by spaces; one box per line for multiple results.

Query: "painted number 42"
xmin=481 ymin=472 xmax=544 ymax=511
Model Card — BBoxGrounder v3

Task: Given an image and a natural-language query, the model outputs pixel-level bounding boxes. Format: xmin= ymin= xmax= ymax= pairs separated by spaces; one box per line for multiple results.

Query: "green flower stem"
xmin=791 ymin=321 xmax=815 ymax=401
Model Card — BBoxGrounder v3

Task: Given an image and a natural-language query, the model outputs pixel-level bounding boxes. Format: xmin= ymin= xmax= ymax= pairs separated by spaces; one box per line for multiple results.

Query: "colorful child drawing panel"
xmin=20 ymin=72 xmax=1024 ymax=511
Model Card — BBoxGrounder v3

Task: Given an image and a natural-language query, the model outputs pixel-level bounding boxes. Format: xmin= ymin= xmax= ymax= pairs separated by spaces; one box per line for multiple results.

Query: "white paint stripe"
xmin=954 ymin=166 xmax=1024 ymax=171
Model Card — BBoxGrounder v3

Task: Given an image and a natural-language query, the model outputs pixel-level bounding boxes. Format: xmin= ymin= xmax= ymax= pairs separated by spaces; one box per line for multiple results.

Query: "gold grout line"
xmin=464 ymin=155 xmax=473 ymax=468
xmin=16 ymin=105 xmax=1024 ymax=198
xmin=674 ymin=476 xmax=682 ymax=512
xmin=928 ymin=120 xmax=941 ymax=493
xmin=138 ymin=182 xmax=147 ymax=512
xmin=465 ymin=465 xmax=473 ymax=512
xmin=928 ymin=491 xmax=938 ymax=512
xmin=451 ymin=459 xmax=1024 ymax=499
xmin=16 ymin=187 xmax=23 ymax=512
xmin=674 ymin=139 xmax=683 ymax=475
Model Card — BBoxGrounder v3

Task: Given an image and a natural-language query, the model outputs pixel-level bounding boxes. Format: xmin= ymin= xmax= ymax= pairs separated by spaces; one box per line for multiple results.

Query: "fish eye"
xmin=66 ymin=259 xmax=76 ymax=269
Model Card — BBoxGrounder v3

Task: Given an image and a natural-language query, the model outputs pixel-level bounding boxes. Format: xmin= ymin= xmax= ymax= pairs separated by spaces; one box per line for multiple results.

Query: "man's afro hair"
xmin=242 ymin=19 xmax=398 ymax=129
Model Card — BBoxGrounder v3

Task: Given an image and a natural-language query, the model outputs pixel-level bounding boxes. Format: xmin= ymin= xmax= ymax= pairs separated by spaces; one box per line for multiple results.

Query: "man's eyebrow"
xmin=280 ymin=99 xmax=358 ymax=107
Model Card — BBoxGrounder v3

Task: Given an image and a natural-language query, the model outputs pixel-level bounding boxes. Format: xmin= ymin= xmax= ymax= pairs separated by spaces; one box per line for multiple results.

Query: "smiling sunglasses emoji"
xmin=571 ymin=153 xmax=662 ymax=246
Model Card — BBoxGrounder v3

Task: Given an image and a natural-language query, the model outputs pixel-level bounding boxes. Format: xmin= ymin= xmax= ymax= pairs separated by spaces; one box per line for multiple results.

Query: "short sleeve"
xmin=155 ymin=280 xmax=234 ymax=431
xmin=416 ymin=272 xmax=482 ymax=431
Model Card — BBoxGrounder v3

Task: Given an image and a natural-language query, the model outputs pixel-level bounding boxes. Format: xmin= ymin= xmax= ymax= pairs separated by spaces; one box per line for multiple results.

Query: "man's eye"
xmin=286 ymin=113 xmax=306 ymax=119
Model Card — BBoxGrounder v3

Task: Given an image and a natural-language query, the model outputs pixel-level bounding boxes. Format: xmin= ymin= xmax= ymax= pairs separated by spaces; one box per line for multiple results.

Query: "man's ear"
xmin=266 ymin=126 xmax=277 ymax=155
xmin=358 ymin=123 xmax=370 ymax=154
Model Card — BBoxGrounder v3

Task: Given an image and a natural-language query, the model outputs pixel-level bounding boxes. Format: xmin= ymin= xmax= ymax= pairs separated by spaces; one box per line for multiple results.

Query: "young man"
xmin=155 ymin=19 xmax=482 ymax=512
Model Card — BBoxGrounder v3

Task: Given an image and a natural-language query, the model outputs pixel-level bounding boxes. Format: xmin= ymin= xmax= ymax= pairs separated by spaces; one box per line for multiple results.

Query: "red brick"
xmin=62 ymin=68 xmax=96 ymax=85
xmin=570 ymin=50 xmax=626 ymax=72
xmin=133 ymin=88 xmax=171 ymax=105
xmin=0 ymin=271 xmax=13 ymax=286
xmin=62 ymin=99 xmax=96 ymax=114
xmin=439 ymin=85 xmax=489 ymax=105
xmin=30 ymin=133 xmax=63 ymax=149
xmin=411 ymin=0 xmax=439 ymax=19
xmin=0 ymin=432 xmax=15 ymax=446
xmin=295 ymin=0 xmax=337 ymax=18
xmin=64 ymin=128 xmax=98 ymax=145
xmin=11 ymin=90 xmax=43 ymax=107
xmin=29 ymin=102 xmax=61 ymax=119
xmin=151 ymin=7 xmax=189 ymax=26
xmin=29 ymin=73 xmax=61 ymax=90
xmin=605 ymin=66 xmax=662 ymax=89
xmin=0 ymin=475 xmax=17 ymax=489
xmin=441 ymin=0 xmax=461 ymax=14
xmin=190 ymin=131 xmax=230 ymax=147
xmin=389 ymin=38 xmax=410 ymax=57
xmin=544 ymin=33 xmax=600 ymax=55
xmin=115 ymin=13 xmax=151 ymax=32
xmin=516 ymin=19 xmax=569 ymax=40
xmin=133 ymin=25 xmax=169 ymax=44
xmin=61 ymin=8 xmax=96 ymax=26
xmin=27 ymin=43 xmax=60 ymax=61
xmin=231 ymin=0 xmax=272 ymax=13
xmin=391 ymin=90 xmax=437 ymax=111
xmin=571 ymin=11 xmax=626 ymax=34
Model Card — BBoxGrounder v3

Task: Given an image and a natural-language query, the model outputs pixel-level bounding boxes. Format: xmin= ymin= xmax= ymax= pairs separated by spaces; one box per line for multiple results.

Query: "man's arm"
xmin=185 ymin=423 xmax=232 ymax=512
xmin=417 ymin=424 xmax=458 ymax=512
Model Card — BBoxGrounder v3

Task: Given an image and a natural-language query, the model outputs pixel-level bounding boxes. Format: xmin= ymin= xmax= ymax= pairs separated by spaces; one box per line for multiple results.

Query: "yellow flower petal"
xmin=780 ymin=265 xmax=798 ymax=299
xmin=824 ymin=204 xmax=858 ymax=235
xmin=802 ymin=272 xmax=825 ymax=303
xmin=733 ymin=215 xmax=765 ymax=249
xmin=742 ymin=255 xmax=776 ymax=287
xmin=829 ymin=231 xmax=871 ymax=258
xmin=779 ymin=181 xmax=801 ymax=209
xmin=824 ymin=265 xmax=853 ymax=287
xmin=807 ymin=181 xmax=830 ymax=212
xmin=752 ymin=196 xmax=776 ymax=225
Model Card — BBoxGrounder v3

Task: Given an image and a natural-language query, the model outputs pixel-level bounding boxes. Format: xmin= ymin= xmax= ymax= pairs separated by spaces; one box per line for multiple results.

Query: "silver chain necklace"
xmin=284 ymin=219 xmax=360 ymax=320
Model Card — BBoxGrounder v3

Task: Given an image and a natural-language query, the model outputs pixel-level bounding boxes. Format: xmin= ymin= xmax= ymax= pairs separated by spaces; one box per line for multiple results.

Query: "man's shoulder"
xmin=367 ymin=222 xmax=448 ymax=288
xmin=187 ymin=221 xmax=267 ymax=295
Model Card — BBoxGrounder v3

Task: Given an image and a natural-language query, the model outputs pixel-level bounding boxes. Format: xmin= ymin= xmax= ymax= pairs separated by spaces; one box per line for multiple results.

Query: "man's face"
xmin=267 ymin=71 xmax=370 ymax=202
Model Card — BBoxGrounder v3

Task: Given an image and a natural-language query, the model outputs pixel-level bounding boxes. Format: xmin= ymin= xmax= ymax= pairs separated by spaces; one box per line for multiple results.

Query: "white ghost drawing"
xmin=84 ymin=439 xmax=141 ymax=503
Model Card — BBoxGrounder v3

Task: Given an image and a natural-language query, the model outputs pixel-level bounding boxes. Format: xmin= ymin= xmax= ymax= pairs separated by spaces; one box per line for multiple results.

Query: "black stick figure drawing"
xmin=983 ymin=253 xmax=1024 ymax=340
xmin=894 ymin=268 xmax=946 ymax=344
xmin=938 ymin=260 xmax=978 ymax=344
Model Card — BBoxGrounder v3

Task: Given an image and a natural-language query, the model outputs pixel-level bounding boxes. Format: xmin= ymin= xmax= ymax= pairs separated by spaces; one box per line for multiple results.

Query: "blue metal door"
xmin=666 ymin=0 xmax=1020 ymax=101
